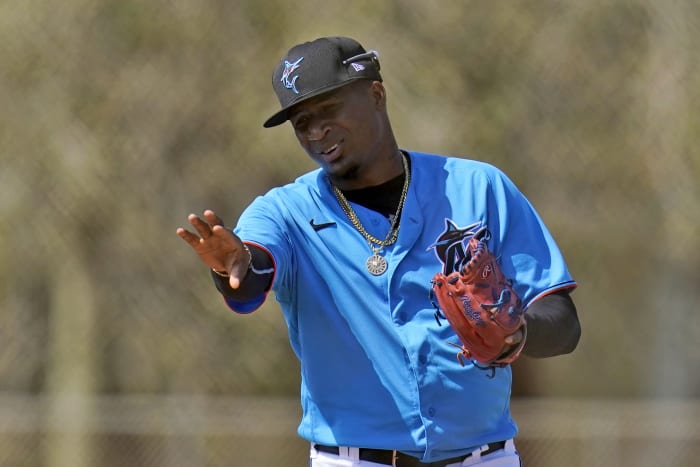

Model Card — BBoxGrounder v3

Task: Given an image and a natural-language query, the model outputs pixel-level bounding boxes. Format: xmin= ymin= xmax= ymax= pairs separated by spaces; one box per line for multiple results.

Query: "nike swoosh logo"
xmin=309 ymin=219 xmax=336 ymax=231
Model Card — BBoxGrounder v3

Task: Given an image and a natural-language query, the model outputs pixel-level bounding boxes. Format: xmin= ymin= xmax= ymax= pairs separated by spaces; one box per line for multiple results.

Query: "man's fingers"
xmin=211 ymin=224 xmax=234 ymax=239
xmin=188 ymin=211 xmax=226 ymax=239
xmin=177 ymin=213 xmax=240 ymax=275
xmin=228 ymin=275 xmax=242 ymax=290
xmin=176 ymin=227 xmax=200 ymax=246
xmin=226 ymin=247 xmax=251 ymax=289
xmin=189 ymin=213 xmax=214 ymax=238
xmin=203 ymin=210 xmax=224 ymax=226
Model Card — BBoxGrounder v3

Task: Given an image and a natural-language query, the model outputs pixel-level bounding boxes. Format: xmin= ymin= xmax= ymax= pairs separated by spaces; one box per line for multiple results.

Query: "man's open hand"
xmin=176 ymin=210 xmax=251 ymax=289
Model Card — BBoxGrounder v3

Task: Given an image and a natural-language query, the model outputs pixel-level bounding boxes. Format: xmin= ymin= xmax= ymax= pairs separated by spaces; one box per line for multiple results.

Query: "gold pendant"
xmin=366 ymin=254 xmax=388 ymax=276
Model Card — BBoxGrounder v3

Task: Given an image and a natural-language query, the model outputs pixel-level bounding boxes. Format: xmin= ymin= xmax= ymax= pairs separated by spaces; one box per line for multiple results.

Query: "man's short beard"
xmin=332 ymin=163 xmax=360 ymax=182
xmin=339 ymin=165 xmax=359 ymax=180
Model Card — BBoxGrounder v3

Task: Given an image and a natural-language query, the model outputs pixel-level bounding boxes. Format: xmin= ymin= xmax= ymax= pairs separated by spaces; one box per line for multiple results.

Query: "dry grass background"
xmin=1 ymin=1 xmax=699 ymax=465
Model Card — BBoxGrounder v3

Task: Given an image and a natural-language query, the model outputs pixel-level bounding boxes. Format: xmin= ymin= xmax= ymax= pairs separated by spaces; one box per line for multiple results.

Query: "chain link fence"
xmin=1 ymin=0 xmax=699 ymax=465
xmin=1 ymin=395 xmax=698 ymax=467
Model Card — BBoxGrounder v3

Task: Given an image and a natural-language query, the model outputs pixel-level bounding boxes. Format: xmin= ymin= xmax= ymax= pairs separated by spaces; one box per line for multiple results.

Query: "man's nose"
xmin=306 ymin=120 xmax=329 ymax=141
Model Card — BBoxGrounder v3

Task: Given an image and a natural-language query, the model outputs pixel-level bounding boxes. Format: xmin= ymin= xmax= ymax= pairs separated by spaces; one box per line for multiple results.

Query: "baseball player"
xmin=177 ymin=37 xmax=580 ymax=466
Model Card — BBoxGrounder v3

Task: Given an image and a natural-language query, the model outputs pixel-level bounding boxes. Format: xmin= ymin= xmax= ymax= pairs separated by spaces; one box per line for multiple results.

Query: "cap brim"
xmin=263 ymin=108 xmax=292 ymax=128
xmin=262 ymin=78 xmax=367 ymax=128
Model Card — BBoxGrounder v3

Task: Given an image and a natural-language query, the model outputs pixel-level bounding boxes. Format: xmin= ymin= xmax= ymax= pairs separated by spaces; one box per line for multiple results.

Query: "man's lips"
xmin=317 ymin=143 xmax=341 ymax=162
xmin=321 ymin=143 xmax=339 ymax=155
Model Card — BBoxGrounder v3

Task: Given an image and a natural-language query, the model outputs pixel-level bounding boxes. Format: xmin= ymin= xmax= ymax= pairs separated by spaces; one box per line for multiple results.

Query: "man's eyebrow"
xmin=289 ymin=105 xmax=312 ymax=121
xmin=290 ymin=98 xmax=341 ymax=120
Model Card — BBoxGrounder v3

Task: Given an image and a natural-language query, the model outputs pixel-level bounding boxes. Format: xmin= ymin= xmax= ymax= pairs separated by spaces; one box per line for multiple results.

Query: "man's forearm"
xmin=523 ymin=290 xmax=581 ymax=358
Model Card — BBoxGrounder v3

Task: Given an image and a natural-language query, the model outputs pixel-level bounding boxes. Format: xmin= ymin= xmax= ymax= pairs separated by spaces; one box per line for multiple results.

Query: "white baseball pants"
xmin=309 ymin=439 xmax=521 ymax=466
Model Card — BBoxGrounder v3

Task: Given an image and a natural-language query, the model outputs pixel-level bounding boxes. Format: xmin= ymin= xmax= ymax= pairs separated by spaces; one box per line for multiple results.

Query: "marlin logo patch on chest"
xmin=428 ymin=220 xmax=489 ymax=274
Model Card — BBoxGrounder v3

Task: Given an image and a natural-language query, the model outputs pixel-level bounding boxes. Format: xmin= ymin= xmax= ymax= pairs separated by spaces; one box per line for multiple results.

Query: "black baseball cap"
xmin=263 ymin=36 xmax=382 ymax=128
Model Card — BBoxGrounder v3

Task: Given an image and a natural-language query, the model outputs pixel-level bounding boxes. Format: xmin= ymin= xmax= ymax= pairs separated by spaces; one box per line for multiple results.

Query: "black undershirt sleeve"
xmin=211 ymin=245 xmax=274 ymax=301
xmin=522 ymin=290 xmax=581 ymax=358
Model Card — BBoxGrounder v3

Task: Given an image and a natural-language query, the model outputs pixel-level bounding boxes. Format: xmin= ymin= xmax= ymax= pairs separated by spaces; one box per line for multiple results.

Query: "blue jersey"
xmin=231 ymin=151 xmax=576 ymax=462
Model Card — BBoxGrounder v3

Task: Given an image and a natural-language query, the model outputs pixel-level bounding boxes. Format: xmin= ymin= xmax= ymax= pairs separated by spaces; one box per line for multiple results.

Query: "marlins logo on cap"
xmin=281 ymin=57 xmax=304 ymax=94
xmin=264 ymin=36 xmax=382 ymax=128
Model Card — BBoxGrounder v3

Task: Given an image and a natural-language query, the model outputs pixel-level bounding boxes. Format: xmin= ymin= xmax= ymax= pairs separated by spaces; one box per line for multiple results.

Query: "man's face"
xmin=288 ymin=80 xmax=387 ymax=185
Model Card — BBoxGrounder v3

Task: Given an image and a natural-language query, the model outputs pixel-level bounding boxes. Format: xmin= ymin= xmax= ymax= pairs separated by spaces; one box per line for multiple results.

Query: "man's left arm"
xmin=521 ymin=290 xmax=581 ymax=358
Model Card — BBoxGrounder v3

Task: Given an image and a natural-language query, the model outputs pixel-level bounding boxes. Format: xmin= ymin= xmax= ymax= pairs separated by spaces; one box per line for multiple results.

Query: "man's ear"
xmin=369 ymin=81 xmax=386 ymax=109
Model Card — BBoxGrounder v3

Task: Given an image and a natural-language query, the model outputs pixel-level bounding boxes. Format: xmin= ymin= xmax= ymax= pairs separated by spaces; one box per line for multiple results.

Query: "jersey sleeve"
xmin=484 ymin=168 xmax=576 ymax=307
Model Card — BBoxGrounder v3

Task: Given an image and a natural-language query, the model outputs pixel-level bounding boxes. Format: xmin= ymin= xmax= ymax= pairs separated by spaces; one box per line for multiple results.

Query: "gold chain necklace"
xmin=331 ymin=152 xmax=410 ymax=275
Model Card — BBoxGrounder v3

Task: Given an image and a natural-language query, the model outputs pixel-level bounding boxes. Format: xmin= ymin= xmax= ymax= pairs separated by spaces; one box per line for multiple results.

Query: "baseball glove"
xmin=431 ymin=237 xmax=526 ymax=367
